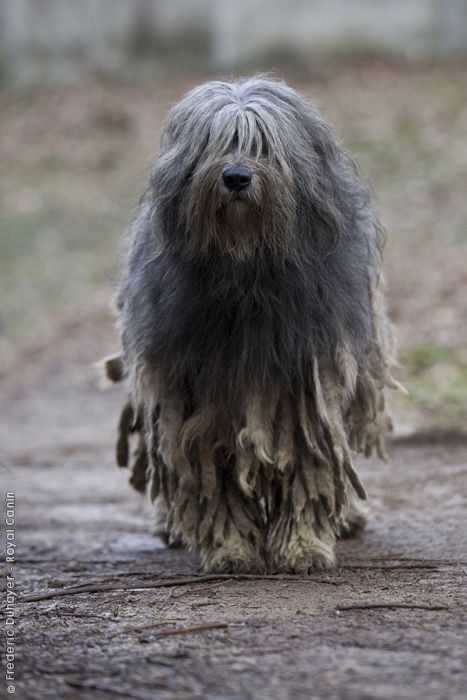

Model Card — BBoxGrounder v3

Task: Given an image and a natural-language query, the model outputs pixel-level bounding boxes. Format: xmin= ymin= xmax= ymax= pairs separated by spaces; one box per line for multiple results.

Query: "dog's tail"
xmin=99 ymin=352 xmax=125 ymax=384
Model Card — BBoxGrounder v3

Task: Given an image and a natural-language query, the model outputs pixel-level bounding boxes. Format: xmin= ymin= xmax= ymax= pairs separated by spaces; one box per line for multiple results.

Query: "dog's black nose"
xmin=222 ymin=165 xmax=252 ymax=192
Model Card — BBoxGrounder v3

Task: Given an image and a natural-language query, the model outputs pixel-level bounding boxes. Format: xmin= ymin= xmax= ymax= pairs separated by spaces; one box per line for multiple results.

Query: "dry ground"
xmin=1 ymin=313 xmax=466 ymax=700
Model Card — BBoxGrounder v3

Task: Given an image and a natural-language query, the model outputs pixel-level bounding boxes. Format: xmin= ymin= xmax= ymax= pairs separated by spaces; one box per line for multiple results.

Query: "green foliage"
xmin=401 ymin=343 xmax=467 ymax=432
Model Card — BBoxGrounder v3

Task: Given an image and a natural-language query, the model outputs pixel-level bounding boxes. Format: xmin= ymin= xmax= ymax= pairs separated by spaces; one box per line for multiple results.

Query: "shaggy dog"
xmin=105 ymin=76 xmax=403 ymax=573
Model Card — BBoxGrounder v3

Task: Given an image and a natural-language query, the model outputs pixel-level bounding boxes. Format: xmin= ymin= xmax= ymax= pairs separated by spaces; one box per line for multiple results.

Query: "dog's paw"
xmin=156 ymin=531 xmax=185 ymax=549
xmin=203 ymin=546 xmax=266 ymax=574
xmin=271 ymin=538 xmax=335 ymax=574
xmin=337 ymin=498 xmax=369 ymax=539
xmin=149 ymin=496 xmax=184 ymax=548
xmin=307 ymin=549 xmax=336 ymax=572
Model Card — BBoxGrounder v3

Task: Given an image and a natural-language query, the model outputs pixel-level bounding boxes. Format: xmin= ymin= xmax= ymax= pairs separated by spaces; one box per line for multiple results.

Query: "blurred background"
xmin=1 ymin=0 xmax=466 ymax=435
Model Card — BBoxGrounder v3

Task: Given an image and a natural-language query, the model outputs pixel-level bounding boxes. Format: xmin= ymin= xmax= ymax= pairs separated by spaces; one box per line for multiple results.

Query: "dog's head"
xmin=149 ymin=76 xmax=365 ymax=261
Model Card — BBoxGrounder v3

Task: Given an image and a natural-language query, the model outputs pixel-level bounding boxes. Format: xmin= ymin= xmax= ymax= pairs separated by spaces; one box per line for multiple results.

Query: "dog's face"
xmin=151 ymin=77 xmax=348 ymax=260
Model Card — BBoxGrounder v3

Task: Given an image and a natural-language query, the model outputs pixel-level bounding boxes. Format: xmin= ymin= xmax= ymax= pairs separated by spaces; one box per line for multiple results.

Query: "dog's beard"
xmin=215 ymin=194 xmax=262 ymax=259
xmin=184 ymin=159 xmax=297 ymax=261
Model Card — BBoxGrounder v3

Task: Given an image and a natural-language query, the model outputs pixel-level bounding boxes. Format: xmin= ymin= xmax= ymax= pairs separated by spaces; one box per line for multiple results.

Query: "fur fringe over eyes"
xmin=109 ymin=76 xmax=403 ymax=573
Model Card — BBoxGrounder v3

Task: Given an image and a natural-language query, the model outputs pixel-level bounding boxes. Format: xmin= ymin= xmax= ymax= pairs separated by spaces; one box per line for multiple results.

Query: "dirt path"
xmin=1 ymin=318 xmax=466 ymax=700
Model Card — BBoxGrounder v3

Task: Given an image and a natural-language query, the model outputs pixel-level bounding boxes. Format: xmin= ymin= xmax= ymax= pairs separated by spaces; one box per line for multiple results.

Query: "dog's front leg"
xmin=197 ymin=473 xmax=267 ymax=573
xmin=156 ymin=396 xmax=267 ymax=572
xmin=267 ymin=466 xmax=336 ymax=573
xmin=162 ymin=466 xmax=267 ymax=573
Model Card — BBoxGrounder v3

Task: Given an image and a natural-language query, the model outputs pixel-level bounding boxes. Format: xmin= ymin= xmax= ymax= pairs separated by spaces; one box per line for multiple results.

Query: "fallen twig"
xmin=109 ymin=619 xmax=181 ymax=639
xmin=151 ymin=621 xmax=228 ymax=637
xmin=65 ymin=679 xmax=154 ymax=700
xmin=22 ymin=573 xmax=336 ymax=603
xmin=340 ymin=564 xmax=439 ymax=571
xmin=170 ymin=578 xmax=234 ymax=597
xmin=335 ymin=602 xmax=450 ymax=612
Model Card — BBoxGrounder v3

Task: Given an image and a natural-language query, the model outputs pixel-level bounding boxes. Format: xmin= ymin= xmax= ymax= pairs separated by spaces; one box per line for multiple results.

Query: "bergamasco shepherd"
xmin=104 ymin=76 xmax=403 ymax=573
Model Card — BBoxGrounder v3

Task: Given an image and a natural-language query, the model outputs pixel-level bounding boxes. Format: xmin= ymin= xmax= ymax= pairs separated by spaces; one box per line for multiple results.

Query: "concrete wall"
xmin=0 ymin=0 xmax=212 ymax=82
xmin=1 ymin=0 xmax=466 ymax=83
xmin=213 ymin=0 xmax=467 ymax=67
